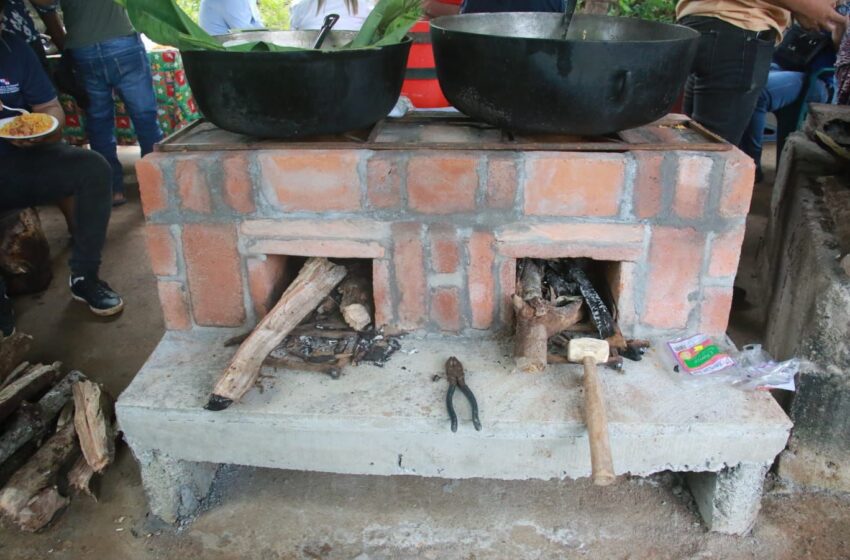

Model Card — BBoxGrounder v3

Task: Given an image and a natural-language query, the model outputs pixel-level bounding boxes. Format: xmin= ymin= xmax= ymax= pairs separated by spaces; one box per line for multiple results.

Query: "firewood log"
xmin=207 ymin=257 xmax=348 ymax=410
xmin=72 ymin=380 xmax=115 ymax=473
xmin=0 ymin=371 xmax=83 ymax=466
xmin=16 ymin=487 xmax=69 ymax=532
xmin=67 ymin=456 xmax=96 ymax=500
xmin=0 ymin=362 xmax=31 ymax=390
xmin=513 ymin=296 xmax=584 ymax=373
xmin=0 ymin=422 xmax=77 ymax=522
xmin=339 ymin=263 xmax=373 ymax=331
xmin=0 ymin=361 xmax=61 ymax=424
xmin=0 ymin=332 xmax=33 ymax=387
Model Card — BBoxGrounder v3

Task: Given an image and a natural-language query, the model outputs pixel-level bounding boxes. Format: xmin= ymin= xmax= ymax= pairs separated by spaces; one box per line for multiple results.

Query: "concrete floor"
xmin=1 ymin=146 xmax=850 ymax=559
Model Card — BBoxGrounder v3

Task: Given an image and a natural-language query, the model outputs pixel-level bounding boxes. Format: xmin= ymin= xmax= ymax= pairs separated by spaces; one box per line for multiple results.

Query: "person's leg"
xmin=738 ymin=89 xmax=769 ymax=181
xmin=678 ymin=16 xmax=774 ymax=145
xmin=0 ymin=145 xmax=123 ymax=315
xmin=71 ymin=45 xmax=125 ymax=201
xmin=111 ymin=35 xmax=162 ymax=156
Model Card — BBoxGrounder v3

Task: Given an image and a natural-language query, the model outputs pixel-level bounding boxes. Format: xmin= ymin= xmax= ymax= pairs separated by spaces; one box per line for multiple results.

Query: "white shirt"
xmin=199 ymin=0 xmax=264 ymax=36
xmin=289 ymin=0 xmax=375 ymax=31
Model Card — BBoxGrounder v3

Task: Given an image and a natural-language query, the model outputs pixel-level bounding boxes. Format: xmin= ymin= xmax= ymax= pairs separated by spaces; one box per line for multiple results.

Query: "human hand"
xmin=793 ymin=0 xmax=848 ymax=35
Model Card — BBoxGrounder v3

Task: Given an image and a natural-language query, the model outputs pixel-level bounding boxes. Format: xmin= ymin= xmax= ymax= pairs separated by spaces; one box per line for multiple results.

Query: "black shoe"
xmin=0 ymin=295 xmax=15 ymax=337
xmin=70 ymin=275 xmax=124 ymax=316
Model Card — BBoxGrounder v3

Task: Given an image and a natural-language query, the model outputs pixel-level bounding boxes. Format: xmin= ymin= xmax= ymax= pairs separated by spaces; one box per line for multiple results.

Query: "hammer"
xmin=568 ymin=338 xmax=615 ymax=486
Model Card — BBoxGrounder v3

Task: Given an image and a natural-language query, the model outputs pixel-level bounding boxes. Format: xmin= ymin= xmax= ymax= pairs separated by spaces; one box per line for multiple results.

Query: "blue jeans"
xmin=71 ymin=34 xmax=162 ymax=195
xmin=739 ymin=63 xmax=829 ymax=173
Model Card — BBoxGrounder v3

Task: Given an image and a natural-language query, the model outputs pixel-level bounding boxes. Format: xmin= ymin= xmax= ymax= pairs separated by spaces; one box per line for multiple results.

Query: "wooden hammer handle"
xmin=582 ymin=356 xmax=615 ymax=486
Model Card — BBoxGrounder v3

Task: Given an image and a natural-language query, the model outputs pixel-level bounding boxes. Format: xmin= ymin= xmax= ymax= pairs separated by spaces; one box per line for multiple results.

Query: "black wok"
xmin=430 ymin=13 xmax=699 ymax=136
xmin=181 ymin=31 xmax=412 ymax=138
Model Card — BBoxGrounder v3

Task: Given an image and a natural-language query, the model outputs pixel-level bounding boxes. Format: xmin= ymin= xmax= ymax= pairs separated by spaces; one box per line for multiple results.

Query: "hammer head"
xmin=568 ymin=338 xmax=610 ymax=364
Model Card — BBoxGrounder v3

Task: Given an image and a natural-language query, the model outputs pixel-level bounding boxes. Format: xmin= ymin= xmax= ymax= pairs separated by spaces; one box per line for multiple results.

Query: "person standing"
xmin=677 ymin=0 xmax=848 ymax=144
xmin=199 ymin=0 xmax=264 ymax=35
xmin=31 ymin=0 xmax=162 ymax=207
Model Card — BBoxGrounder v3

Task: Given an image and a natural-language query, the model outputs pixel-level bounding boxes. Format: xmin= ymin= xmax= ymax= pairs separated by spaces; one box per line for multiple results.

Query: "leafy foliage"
xmin=609 ymin=0 xmax=676 ymax=22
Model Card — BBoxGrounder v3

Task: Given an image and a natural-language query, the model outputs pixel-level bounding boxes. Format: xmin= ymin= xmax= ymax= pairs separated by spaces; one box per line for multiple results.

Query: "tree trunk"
xmin=0 ymin=422 xmax=77 ymax=521
xmin=0 ymin=361 xmax=61 ymax=423
xmin=72 ymin=380 xmax=115 ymax=473
xmin=207 ymin=258 xmax=348 ymax=410
xmin=0 ymin=370 xmax=83 ymax=466
xmin=339 ymin=263 xmax=373 ymax=332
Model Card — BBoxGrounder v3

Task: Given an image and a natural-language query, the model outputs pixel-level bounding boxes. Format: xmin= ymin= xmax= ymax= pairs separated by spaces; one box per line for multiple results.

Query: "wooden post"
xmin=207 ymin=257 xmax=348 ymax=410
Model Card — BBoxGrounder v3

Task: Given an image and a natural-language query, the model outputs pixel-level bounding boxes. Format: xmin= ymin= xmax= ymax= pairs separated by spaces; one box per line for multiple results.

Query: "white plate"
xmin=0 ymin=114 xmax=59 ymax=140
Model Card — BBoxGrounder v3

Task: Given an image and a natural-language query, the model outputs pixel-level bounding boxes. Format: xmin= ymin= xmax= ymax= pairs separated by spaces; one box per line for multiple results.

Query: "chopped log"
xmin=567 ymin=263 xmax=616 ymax=339
xmin=67 ymin=455 xmax=96 ymax=500
xmin=0 ymin=421 xmax=77 ymax=521
xmin=263 ymin=354 xmax=350 ymax=379
xmin=207 ymin=257 xmax=348 ymax=410
xmin=16 ymin=487 xmax=69 ymax=532
xmin=0 ymin=332 xmax=33 ymax=387
xmin=1 ymin=361 xmax=31 ymax=390
xmin=519 ymin=259 xmax=545 ymax=307
xmin=0 ymin=440 xmax=37 ymax=488
xmin=0 ymin=370 xmax=84 ymax=466
xmin=0 ymin=361 xmax=61 ymax=424
xmin=339 ymin=263 xmax=373 ymax=331
xmin=72 ymin=380 xmax=115 ymax=472
xmin=513 ymin=295 xmax=584 ymax=373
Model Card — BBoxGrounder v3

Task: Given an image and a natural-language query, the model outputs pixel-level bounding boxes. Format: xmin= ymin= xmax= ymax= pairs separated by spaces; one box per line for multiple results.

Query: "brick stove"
xmin=118 ymin=113 xmax=791 ymax=534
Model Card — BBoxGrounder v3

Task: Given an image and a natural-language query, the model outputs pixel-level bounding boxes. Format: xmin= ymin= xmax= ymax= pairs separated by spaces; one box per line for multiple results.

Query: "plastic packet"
xmin=666 ymin=333 xmax=737 ymax=385
xmin=729 ymin=344 xmax=798 ymax=391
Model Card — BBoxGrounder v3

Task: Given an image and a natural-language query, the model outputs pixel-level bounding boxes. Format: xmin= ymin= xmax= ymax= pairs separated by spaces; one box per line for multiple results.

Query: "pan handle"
xmin=313 ymin=13 xmax=341 ymax=49
xmin=612 ymin=70 xmax=633 ymax=105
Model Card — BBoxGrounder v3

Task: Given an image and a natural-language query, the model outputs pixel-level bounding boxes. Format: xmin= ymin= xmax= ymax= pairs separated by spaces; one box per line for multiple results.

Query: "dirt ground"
xmin=1 ymin=147 xmax=849 ymax=560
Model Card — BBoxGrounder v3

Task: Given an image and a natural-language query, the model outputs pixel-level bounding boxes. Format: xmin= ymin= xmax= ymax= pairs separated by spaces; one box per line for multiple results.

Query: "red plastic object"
xmin=401 ymin=20 xmax=451 ymax=109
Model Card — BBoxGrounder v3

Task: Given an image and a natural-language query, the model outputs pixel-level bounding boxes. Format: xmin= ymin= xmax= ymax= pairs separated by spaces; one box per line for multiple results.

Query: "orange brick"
xmin=486 ymin=157 xmax=518 ymax=209
xmin=259 ymin=151 xmax=360 ymax=212
xmin=673 ymin=155 xmax=712 ymax=220
xmin=633 ymin=153 xmax=665 ymax=219
xmin=700 ymin=287 xmax=734 ymax=335
xmin=246 ymin=239 xmax=385 ymax=259
xmin=182 ymin=223 xmax=245 ymax=327
xmin=709 ymin=224 xmax=747 ymax=277
xmin=407 ymin=154 xmax=477 ymax=214
xmin=642 ymin=227 xmax=706 ymax=329
xmin=498 ymin=258 xmax=517 ymax=326
xmin=176 ymin=158 xmax=212 ymax=214
xmin=157 ymin=281 xmax=191 ymax=331
xmin=136 ymin=157 xmax=167 ymax=217
xmin=144 ymin=225 xmax=178 ymax=277
xmin=367 ymin=154 xmax=403 ymax=209
xmin=431 ymin=287 xmax=462 ymax=332
xmin=393 ymin=223 xmax=427 ymax=330
xmin=373 ymin=259 xmax=394 ymax=328
xmin=247 ymin=256 xmax=289 ymax=318
xmin=429 ymin=224 xmax=459 ymax=274
xmin=524 ymin=154 xmax=625 ymax=217
xmin=469 ymin=232 xmax=495 ymax=330
xmin=241 ymin=219 xmax=390 ymax=241
xmin=496 ymin=223 xmax=645 ymax=261
xmin=222 ymin=154 xmax=255 ymax=213
xmin=720 ymin=151 xmax=756 ymax=217
xmin=611 ymin=262 xmax=638 ymax=334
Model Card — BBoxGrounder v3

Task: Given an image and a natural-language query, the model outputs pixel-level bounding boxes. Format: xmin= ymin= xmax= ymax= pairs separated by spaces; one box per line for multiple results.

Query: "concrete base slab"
xmin=132 ymin=449 xmax=218 ymax=524
xmin=118 ymin=331 xmax=791 ymax=529
xmin=687 ymin=462 xmax=769 ymax=535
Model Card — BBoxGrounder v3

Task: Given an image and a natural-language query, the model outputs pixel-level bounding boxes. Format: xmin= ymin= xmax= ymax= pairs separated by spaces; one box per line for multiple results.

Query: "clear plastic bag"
xmin=729 ymin=344 xmax=798 ymax=391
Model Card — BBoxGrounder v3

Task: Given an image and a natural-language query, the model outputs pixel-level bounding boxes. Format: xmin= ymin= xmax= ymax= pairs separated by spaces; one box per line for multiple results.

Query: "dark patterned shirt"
xmin=1 ymin=0 xmax=55 ymax=44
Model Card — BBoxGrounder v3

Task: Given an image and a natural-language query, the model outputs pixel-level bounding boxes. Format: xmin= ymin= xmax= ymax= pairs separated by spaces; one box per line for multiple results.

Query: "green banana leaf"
xmin=117 ymin=0 xmax=419 ymax=52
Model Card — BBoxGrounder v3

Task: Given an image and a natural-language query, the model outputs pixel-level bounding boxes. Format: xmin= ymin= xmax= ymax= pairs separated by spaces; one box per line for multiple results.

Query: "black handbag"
xmin=773 ymin=24 xmax=831 ymax=72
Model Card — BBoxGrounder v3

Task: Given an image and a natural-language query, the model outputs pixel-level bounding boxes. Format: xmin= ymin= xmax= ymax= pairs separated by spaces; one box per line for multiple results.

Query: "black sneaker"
xmin=69 ymin=275 xmax=124 ymax=316
xmin=0 ymin=294 xmax=15 ymax=337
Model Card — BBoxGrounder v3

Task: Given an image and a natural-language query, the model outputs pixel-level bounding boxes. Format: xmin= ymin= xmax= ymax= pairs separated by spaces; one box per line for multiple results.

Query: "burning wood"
xmin=207 ymin=257 xmax=348 ymax=410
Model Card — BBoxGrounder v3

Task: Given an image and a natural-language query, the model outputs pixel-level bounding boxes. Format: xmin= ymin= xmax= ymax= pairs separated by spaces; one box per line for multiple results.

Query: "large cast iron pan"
xmin=430 ymin=13 xmax=699 ymax=136
xmin=181 ymin=31 xmax=412 ymax=138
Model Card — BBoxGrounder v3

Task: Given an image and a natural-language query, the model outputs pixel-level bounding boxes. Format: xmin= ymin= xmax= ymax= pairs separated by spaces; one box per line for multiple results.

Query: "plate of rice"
xmin=0 ymin=113 xmax=59 ymax=140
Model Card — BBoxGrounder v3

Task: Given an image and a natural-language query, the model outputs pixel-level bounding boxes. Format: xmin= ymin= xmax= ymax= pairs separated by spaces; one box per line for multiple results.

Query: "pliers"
xmin=445 ymin=356 xmax=482 ymax=433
